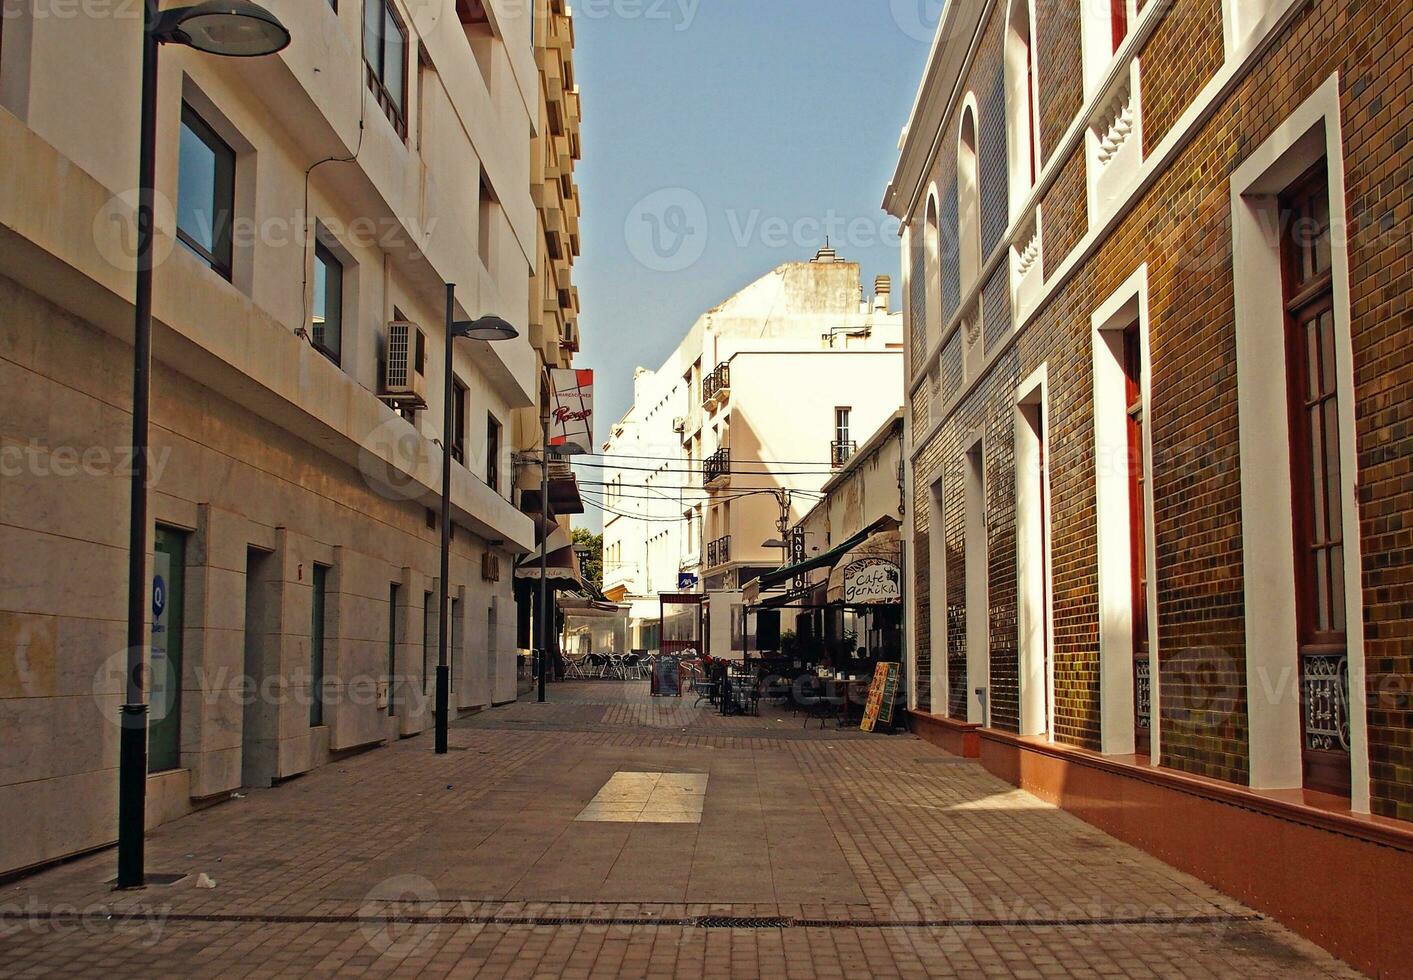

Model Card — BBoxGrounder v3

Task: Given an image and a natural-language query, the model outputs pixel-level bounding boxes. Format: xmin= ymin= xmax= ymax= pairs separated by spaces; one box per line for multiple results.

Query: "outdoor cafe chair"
xmin=564 ymin=654 xmax=590 ymax=680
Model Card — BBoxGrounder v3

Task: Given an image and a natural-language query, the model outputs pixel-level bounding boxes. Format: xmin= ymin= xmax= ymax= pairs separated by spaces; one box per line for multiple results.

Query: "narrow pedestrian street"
xmin=0 ymin=684 xmax=1356 ymax=978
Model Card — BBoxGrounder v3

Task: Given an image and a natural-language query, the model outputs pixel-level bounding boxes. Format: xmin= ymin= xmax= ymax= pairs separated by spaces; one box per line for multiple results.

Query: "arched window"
xmin=957 ymin=103 xmax=981 ymax=294
xmin=924 ymin=194 xmax=942 ymax=347
xmin=1005 ymin=0 xmax=1040 ymax=208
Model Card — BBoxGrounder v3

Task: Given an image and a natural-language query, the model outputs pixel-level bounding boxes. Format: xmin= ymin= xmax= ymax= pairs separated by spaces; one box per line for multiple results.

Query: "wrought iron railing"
xmin=707 ymin=535 xmax=732 ymax=568
xmin=830 ymin=440 xmax=857 ymax=468
xmin=703 ymin=362 xmax=731 ymax=403
xmin=703 ymin=448 xmax=730 ymax=485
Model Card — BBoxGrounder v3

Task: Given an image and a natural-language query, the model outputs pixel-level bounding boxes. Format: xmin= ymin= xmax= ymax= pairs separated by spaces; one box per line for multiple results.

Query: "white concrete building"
xmin=0 ymin=0 xmax=548 ymax=876
xmin=601 ymin=251 xmax=903 ymax=653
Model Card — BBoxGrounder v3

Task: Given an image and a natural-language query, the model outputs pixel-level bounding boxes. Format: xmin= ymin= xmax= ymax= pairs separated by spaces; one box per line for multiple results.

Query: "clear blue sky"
xmin=572 ymin=0 xmax=938 ymax=447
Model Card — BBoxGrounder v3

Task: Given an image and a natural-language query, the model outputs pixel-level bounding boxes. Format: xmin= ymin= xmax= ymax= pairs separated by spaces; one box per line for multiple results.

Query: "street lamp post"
xmin=537 ymin=405 xmax=550 ymax=704
xmin=117 ymin=0 xmax=290 ymax=892
xmin=435 ymin=285 xmax=518 ymax=755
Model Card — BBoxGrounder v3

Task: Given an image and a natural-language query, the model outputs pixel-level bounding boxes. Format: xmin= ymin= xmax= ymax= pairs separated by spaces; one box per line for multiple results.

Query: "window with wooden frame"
xmin=1279 ymin=163 xmax=1350 ymax=797
xmin=363 ymin=0 xmax=408 ymax=138
xmin=1111 ymin=0 xmax=1129 ymax=50
xmin=1123 ymin=322 xmax=1150 ymax=754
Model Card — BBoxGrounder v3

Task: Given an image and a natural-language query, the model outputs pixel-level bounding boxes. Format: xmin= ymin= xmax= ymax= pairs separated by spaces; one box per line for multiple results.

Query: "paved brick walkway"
xmin=0 ymin=683 xmax=1359 ymax=978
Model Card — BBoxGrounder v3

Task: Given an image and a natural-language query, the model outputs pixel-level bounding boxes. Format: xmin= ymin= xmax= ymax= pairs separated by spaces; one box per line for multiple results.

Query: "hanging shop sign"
xmin=827 ymin=527 xmax=902 ymax=605
xmin=549 ymin=368 xmax=594 ymax=455
xmin=842 ymin=557 xmax=902 ymax=604
xmin=860 ymin=661 xmax=901 ymax=733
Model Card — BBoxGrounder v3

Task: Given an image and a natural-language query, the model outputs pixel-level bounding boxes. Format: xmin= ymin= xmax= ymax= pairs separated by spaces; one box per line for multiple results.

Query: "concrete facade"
xmin=0 ymin=0 xmax=550 ymax=876
xmin=601 ymin=252 xmax=903 ymax=650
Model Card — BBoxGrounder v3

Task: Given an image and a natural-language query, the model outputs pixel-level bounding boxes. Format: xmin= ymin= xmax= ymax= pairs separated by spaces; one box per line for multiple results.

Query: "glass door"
xmin=149 ymin=527 xmax=187 ymax=773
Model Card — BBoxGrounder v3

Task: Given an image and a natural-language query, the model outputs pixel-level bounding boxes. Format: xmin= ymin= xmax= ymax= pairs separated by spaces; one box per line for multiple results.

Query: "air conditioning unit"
xmin=379 ymin=320 xmax=428 ymax=410
xmin=672 ymin=417 xmax=686 ymax=434
xmin=481 ymin=552 xmax=501 ymax=583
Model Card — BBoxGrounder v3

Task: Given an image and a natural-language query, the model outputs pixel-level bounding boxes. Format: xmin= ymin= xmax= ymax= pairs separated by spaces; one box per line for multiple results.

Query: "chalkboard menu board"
xmin=860 ymin=662 xmax=900 ymax=732
xmin=651 ymin=655 xmax=683 ymax=697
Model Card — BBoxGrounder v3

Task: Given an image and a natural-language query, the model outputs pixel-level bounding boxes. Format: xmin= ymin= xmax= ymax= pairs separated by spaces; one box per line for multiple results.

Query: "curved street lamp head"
xmin=454 ymin=315 xmax=520 ymax=342
xmin=162 ymin=1 xmax=291 ymax=57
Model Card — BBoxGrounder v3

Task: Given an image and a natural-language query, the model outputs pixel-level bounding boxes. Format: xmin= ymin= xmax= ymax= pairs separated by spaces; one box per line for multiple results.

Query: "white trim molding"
xmin=1230 ymin=72 xmax=1369 ymax=811
xmin=1014 ymin=363 xmax=1054 ymax=738
xmin=1090 ymin=264 xmax=1158 ymax=758
xmin=927 ymin=473 xmax=949 ymax=715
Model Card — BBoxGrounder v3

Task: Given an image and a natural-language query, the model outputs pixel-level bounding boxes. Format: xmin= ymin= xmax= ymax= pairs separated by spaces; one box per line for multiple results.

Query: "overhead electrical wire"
xmin=569 ymin=459 xmax=843 ymax=476
xmin=570 ymin=450 xmax=849 ymax=467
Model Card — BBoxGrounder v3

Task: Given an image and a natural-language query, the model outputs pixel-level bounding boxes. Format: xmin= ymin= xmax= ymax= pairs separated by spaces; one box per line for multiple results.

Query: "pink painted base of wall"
xmin=908 ymin=710 xmax=980 ymax=758
xmin=949 ymin=728 xmax=1413 ymax=979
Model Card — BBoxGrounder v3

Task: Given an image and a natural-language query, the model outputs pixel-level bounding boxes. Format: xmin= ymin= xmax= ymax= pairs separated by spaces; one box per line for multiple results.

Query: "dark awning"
xmin=754 ymin=515 xmax=900 ymax=591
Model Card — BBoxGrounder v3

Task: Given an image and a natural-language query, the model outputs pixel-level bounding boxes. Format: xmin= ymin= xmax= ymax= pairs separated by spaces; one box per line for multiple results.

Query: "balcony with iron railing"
xmin=831 ymin=440 xmax=857 ymax=468
xmin=706 ymin=535 xmax=732 ymax=568
xmin=703 ymin=362 xmax=730 ymax=406
xmin=703 ymin=448 xmax=730 ymax=487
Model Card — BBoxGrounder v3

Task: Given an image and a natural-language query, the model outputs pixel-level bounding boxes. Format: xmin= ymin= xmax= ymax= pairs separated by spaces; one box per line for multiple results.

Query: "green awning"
xmin=755 ymin=515 xmax=899 ymax=590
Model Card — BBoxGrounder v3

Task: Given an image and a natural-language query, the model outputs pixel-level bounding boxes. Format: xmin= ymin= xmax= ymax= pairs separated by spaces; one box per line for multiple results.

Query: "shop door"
xmin=149 ymin=527 xmax=187 ymax=773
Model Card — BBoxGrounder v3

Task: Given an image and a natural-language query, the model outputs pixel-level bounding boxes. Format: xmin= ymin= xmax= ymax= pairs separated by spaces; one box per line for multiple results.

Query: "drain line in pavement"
xmin=0 ymin=910 xmax=1262 ymax=930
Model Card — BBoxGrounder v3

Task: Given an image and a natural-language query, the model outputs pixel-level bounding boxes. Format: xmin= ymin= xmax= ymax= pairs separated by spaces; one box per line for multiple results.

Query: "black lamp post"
xmin=436 ymin=285 xmax=518 ymax=754
xmin=117 ymin=0 xmax=289 ymax=892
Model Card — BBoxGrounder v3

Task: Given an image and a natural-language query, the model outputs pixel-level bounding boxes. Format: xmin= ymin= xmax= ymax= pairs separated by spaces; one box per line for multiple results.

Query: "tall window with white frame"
xmin=1005 ymin=0 xmax=1039 ymax=193
xmin=177 ymin=103 xmax=235 ymax=280
xmin=833 ymin=407 xmax=853 ymax=467
xmin=1123 ymin=323 xmax=1151 ymax=755
xmin=1280 ymin=163 xmax=1350 ymax=798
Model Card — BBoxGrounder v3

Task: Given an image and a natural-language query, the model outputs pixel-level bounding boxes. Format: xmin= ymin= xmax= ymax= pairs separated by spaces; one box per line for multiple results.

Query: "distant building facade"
xmin=887 ymin=0 xmax=1412 ymax=971
xmin=602 ymin=251 xmax=903 ymax=652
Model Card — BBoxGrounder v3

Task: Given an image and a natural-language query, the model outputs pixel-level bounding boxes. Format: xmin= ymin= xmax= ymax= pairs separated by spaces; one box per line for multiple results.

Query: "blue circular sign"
xmin=152 ymin=575 xmax=167 ymax=618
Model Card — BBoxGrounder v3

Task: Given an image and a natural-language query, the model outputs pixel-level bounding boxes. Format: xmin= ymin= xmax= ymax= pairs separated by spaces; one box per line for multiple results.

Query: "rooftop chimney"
xmin=874 ymin=275 xmax=892 ymax=312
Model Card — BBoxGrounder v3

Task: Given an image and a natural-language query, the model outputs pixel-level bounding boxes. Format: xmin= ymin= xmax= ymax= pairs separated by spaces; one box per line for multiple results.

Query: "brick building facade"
xmin=887 ymin=0 xmax=1410 ymax=970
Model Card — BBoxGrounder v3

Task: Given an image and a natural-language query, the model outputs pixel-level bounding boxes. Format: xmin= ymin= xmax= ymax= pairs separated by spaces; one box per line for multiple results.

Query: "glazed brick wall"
xmin=940 ymin=181 xmax=961 ymax=321
xmin=1140 ymin=0 xmax=1226 ymax=153
xmin=980 ymin=65 xmax=1011 ymax=259
xmin=909 ymin=232 xmax=927 ymax=359
xmin=909 ymin=0 xmax=1413 ymax=807
xmin=1042 ymin=148 xmax=1088 ymax=269
xmin=913 ymin=528 xmax=933 ymax=712
xmin=983 ymin=263 xmax=1012 ymax=354
xmin=1035 ymin=0 xmax=1083 ymax=165
xmin=1339 ymin=1 xmax=1413 ymax=821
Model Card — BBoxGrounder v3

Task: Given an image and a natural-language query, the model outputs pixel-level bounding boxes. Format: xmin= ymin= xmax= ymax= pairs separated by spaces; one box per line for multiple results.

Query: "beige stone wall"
xmin=0 ymin=274 xmax=518 ymax=875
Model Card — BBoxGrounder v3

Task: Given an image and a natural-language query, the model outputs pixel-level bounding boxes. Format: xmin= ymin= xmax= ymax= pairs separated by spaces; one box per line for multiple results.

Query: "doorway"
xmin=149 ymin=527 xmax=187 ymax=773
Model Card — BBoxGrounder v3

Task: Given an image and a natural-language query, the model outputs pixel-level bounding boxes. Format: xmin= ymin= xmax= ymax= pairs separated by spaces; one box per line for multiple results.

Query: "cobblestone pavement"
xmin=0 ymin=683 xmax=1360 ymax=978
